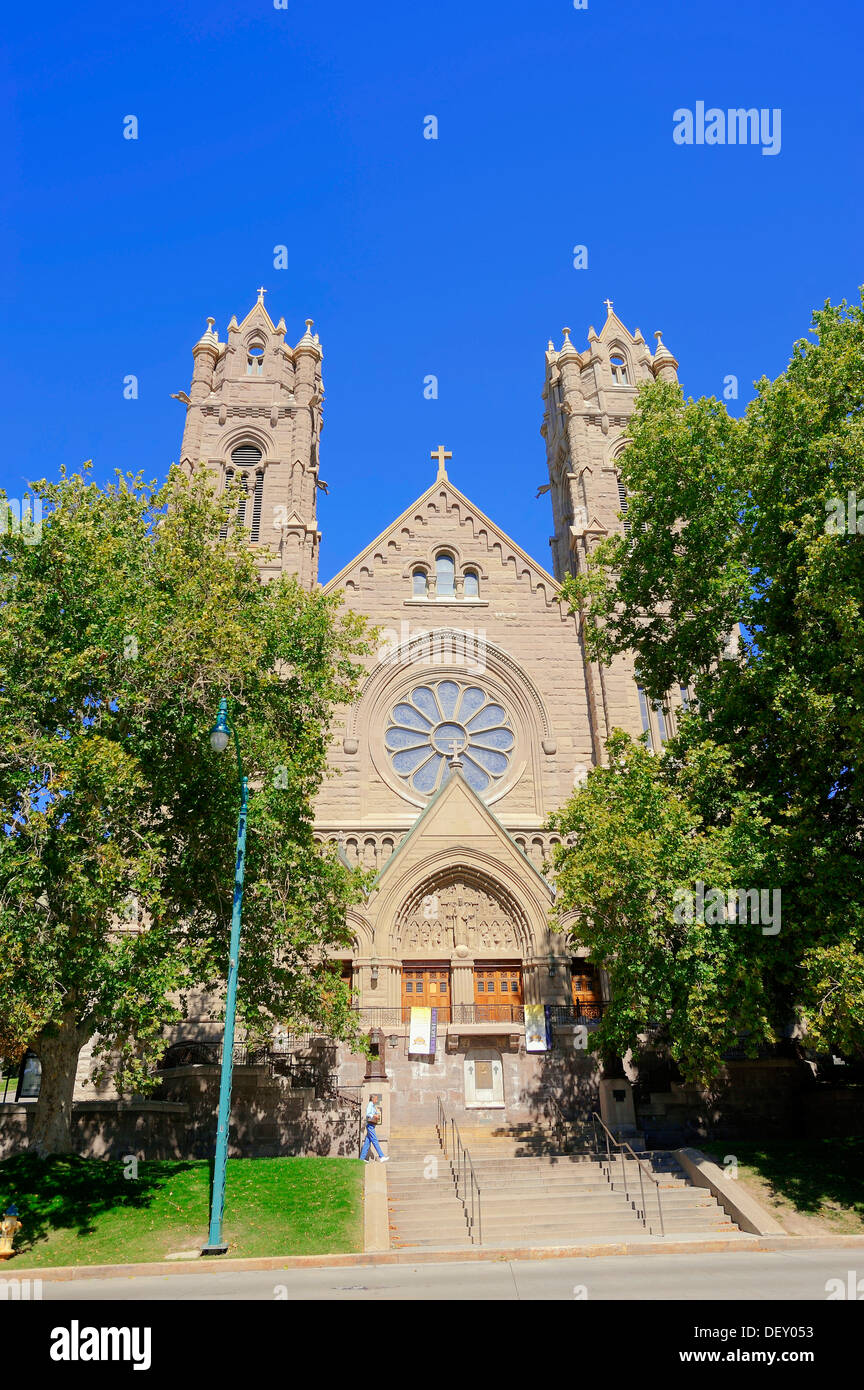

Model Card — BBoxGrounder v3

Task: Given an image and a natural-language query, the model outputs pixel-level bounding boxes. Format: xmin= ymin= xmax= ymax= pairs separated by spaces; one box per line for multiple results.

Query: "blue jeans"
xmin=361 ymin=1124 xmax=384 ymax=1160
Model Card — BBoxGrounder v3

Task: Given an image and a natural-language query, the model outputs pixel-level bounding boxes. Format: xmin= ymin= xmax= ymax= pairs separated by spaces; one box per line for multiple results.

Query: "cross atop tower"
xmin=431 ymin=445 xmax=452 ymax=480
xmin=256 ymin=286 xmax=267 ymax=303
xmin=603 ymin=298 xmax=614 ymax=316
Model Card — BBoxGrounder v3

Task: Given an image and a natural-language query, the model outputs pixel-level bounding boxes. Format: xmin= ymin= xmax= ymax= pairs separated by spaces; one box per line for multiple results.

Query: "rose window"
xmin=385 ymin=681 xmax=515 ymax=796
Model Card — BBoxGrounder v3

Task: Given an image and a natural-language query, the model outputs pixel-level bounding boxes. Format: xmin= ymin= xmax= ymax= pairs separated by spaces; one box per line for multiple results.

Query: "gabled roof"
xmin=237 ymin=299 xmax=278 ymax=334
xmin=322 ymin=471 xmax=560 ymax=598
xmin=371 ymin=762 xmax=555 ymax=899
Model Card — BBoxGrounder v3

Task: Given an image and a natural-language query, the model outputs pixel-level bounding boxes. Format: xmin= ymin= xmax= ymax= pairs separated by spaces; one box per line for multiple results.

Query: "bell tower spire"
xmin=176 ymin=295 xmax=325 ymax=588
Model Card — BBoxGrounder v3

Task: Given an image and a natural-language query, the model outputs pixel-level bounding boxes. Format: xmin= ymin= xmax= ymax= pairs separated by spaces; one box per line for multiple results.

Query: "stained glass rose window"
xmin=385 ymin=681 xmax=515 ymax=796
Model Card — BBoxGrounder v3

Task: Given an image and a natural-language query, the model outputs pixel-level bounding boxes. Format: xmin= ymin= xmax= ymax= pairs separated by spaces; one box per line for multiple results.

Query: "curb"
xmin=9 ymin=1232 xmax=864 ymax=1283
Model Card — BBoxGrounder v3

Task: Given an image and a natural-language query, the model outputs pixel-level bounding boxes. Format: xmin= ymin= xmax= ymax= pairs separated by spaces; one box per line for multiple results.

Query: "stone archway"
xmin=394 ymin=867 xmax=531 ymax=959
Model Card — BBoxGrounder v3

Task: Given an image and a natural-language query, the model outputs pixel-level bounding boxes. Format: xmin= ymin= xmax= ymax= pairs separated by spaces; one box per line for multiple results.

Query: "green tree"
xmin=550 ymin=733 xmax=784 ymax=1083
xmin=0 ymin=466 xmax=370 ymax=1154
xmin=556 ymin=294 xmax=864 ymax=1067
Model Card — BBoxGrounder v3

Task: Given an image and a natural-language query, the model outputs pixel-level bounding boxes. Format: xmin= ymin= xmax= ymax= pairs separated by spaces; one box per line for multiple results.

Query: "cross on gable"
xmin=431 ymin=445 xmax=452 ymax=478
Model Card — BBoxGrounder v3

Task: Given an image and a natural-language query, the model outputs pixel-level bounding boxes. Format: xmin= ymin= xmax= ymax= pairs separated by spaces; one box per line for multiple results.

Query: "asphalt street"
xmin=37 ymin=1247 xmax=860 ymax=1300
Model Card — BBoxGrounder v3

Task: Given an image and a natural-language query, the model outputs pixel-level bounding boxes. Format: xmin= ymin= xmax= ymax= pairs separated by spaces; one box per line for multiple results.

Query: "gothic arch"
xmin=373 ymin=849 xmax=552 ymax=959
xmin=220 ymin=424 xmax=274 ymax=465
xmin=391 ymin=865 xmax=532 ymax=957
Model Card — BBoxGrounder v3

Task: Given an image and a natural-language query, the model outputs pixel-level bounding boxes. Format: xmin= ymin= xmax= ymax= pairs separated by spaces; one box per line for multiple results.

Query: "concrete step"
xmin=392 ymin=1214 xmax=655 ymax=1234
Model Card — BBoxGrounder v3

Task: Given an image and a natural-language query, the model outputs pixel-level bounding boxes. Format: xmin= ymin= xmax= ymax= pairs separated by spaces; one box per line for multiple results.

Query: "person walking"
xmin=360 ymin=1093 xmax=389 ymax=1162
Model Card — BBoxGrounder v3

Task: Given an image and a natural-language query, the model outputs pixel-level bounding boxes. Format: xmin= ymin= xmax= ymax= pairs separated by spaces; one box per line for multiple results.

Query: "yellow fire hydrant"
xmin=0 ymin=1206 xmax=22 ymax=1260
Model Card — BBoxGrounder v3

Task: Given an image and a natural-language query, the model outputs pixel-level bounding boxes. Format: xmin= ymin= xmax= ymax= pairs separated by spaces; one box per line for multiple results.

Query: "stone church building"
xmin=0 ymin=294 xmax=827 ymax=1164
xmin=164 ymin=292 xmax=687 ymax=1141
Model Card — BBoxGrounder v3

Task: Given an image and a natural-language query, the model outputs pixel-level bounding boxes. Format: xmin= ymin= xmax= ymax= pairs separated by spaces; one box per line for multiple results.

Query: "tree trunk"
xmin=30 ymin=1012 xmax=86 ymax=1156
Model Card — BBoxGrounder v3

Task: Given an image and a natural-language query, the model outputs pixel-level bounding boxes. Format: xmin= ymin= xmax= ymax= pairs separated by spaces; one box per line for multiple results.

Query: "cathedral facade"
xmin=176 ymin=294 xmax=686 ymax=1133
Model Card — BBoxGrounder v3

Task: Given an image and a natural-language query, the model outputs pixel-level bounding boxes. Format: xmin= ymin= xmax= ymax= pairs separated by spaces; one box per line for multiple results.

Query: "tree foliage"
xmin=555 ymin=295 xmax=864 ymax=1071
xmin=0 ymin=466 xmax=371 ymax=1151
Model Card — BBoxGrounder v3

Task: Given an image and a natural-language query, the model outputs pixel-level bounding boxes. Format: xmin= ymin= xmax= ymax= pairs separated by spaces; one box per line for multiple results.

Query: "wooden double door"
xmin=473 ymin=963 xmax=523 ymax=1022
xmin=571 ymin=962 xmax=603 ymax=1018
xmin=401 ymin=965 xmax=451 ymax=1023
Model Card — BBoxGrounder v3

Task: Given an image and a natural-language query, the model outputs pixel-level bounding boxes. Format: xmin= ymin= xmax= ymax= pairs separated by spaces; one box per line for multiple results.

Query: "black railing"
xmin=546 ymin=1002 xmax=605 ymax=1027
xmin=159 ymin=1041 xmax=264 ymax=1069
xmin=451 ymin=1003 xmax=524 ymax=1024
xmin=159 ymin=1042 xmax=346 ymax=1103
xmin=353 ymin=1008 xmax=405 ymax=1028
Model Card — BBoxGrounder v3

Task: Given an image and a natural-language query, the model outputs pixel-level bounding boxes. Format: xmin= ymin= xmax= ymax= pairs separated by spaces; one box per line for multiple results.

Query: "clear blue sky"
xmin=3 ymin=0 xmax=861 ymax=581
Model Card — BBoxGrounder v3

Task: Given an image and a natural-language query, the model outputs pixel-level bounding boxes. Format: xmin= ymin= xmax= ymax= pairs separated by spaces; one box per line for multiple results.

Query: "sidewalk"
xmin=9 ymin=1231 xmax=864 ymax=1284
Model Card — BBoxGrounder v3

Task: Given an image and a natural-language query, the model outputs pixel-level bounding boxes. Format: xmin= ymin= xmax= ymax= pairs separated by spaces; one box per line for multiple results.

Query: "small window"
xmin=246 ymin=344 xmax=265 ymax=376
xmin=637 ymin=685 xmax=654 ymax=750
xmin=412 ymin=568 xmax=428 ymax=597
xmin=679 ymin=685 xmax=690 ymax=711
xmin=435 ymin=552 xmax=455 ymax=598
xmin=653 ymin=701 xmax=668 ymax=745
xmin=463 ymin=569 xmax=479 ymax=598
xmin=610 ymin=354 xmax=629 ymax=386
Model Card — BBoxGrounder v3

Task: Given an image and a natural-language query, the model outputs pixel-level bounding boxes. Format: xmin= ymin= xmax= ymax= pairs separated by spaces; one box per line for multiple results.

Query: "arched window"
xmin=610 ymin=354 xmax=629 ymax=386
xmin=435 ymin=552 xmax=455 ymax=598
xmin=246 ymin=342 xmax=265 ymax=376
xmin=220 ymin=445 xmax=263 ymax=538
xmin=463 ymin=569 xmax=480 ymax=598
xmin=412 ymin=567 xmax=428 ymax=597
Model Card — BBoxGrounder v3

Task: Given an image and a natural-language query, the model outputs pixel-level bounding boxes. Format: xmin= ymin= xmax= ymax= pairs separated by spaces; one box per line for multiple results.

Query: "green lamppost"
xmin=201 ymin=697 xmax=248 ymax=1256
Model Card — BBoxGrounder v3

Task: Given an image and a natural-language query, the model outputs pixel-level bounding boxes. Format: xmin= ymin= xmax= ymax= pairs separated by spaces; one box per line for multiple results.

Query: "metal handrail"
xmin=436 ymin=1097 xmax=482 ymax=1244
xmin=547 ymin=1092 xmax=570 ymax=1151
xmin=591 ymin=1111 xmax=665 ymax=1237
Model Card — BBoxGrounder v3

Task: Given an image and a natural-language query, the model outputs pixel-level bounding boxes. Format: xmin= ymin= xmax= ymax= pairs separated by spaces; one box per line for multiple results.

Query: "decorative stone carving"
xmin=397 ymin=876 xmax=521 ymax=955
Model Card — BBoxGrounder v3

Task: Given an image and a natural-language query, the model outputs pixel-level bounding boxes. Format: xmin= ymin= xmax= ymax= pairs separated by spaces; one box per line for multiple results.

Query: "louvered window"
xmin=219 ymin=468 xmax=235 ymax=539
xmin=226 ymin=446 xmax=262 ymax=536
xmin=250 ymin=471 xmax=265 ymax=543
xmin=236 ymin=472 xmax=249 ymax=529
xmin=617 ymin=476 xmax=631 ymax=535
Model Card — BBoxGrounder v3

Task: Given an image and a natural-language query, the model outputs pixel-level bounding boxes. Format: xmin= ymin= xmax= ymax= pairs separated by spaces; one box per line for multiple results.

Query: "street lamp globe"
xmin=210 ymin=698 xmax=231 ymax=753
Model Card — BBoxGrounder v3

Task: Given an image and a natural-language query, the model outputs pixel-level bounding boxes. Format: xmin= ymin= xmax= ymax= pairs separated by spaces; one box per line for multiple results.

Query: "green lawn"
xmin=700 ymin=1138 xmax=864 ymax=1235
xmin=0 ymin=1155 xmax=365 ymax=1266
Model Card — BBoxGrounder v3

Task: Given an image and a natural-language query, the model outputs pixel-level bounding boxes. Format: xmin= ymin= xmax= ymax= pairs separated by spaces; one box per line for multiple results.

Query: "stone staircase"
xmin=385 ymin=1122 xmax=742 ymax=1250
